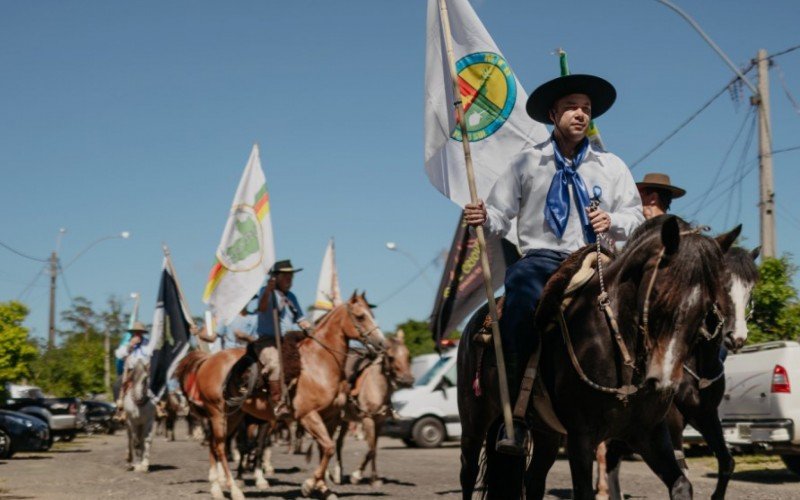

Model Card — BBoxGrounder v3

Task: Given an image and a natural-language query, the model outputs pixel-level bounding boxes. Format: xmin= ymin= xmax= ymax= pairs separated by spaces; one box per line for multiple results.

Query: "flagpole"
xmin=437 ymin=0 xmax=516 ymax=443
xmin=162 ymin=244 xmax=196 ymax=327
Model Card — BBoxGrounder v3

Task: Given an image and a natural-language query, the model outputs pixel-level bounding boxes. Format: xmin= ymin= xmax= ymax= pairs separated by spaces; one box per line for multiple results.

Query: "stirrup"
xmin=495 ymin=418 xmax=529 ymax=457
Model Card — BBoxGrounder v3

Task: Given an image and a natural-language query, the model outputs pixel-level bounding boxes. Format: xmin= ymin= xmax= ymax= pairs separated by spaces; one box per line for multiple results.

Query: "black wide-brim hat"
xmin=270 ymin=259 xmax=303 ymax=274
xmin=526 ymin=74 xmax=616 ymax=124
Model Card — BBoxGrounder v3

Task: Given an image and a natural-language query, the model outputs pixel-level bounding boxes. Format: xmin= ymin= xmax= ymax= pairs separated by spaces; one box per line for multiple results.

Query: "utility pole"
xmin=48 ymin=251 xmax=58 ymax=349
xmin=753 ymin=48 xmax=776 ymax=258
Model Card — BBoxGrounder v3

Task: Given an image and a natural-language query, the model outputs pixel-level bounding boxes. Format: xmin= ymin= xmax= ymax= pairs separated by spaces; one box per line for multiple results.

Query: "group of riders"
xmin=112 ymin=72 xmax=724 ymax=486
xmin=114 ymin=259 xmax=313 ymax=421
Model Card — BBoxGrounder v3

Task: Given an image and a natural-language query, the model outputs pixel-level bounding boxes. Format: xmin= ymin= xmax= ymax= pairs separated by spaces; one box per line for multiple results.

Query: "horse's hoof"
xmin=301 ymin=478 xmax=315 ymax=497
xmin=210 ymin=482 xmax=224 ymax=499
xmin=370 ymin=479 xmax=383 ymax=488
xmin=349 ymin=469 xmax=362 ymax=484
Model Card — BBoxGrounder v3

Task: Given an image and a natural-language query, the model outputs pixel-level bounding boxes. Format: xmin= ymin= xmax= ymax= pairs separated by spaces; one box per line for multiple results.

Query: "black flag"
xmin=430 ymin=211 xmax=519 ymax=346
xmin=148 ymin=259 xmax=191 ymax=399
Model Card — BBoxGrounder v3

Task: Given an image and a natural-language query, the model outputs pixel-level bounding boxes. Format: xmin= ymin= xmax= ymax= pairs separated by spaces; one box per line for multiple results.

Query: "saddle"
xmin=474 ymin=246 xmax=614 ymax=434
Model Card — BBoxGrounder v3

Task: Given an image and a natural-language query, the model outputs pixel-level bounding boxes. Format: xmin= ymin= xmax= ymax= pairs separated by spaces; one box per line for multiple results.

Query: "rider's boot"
xmin=495 ymin=356 xmax=528 ymax=456
xmin=269 ymin=380 xmax=291 ymax=420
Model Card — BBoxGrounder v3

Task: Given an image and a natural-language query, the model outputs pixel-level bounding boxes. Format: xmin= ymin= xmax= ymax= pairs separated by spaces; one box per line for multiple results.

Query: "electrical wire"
xmin=0 ymin=240 xmax=48 ymax=263
xmin=630 ymin=64 xmax=756 ymax=170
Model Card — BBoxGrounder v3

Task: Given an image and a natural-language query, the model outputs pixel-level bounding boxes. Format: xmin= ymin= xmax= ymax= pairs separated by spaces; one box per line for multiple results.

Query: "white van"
xmin=382 ymin=352 xmax=460 ymax=448
xmin=718 ymin=340 xmax=800 ymax=475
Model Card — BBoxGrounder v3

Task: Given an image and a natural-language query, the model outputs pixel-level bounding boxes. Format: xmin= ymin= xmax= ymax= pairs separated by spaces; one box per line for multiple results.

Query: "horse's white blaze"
xmin=658 ymin=336 xmax=679 ymax=389
xmin=730 ymin=276 xmax=753 ymax=343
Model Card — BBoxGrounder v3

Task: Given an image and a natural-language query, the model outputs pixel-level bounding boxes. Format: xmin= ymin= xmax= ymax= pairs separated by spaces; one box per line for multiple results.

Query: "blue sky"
xmin=2 ymin=0 xmax=799 ymax=343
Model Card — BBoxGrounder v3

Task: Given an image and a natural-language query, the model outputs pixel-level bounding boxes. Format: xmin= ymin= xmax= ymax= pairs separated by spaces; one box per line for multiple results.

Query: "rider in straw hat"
xmin=636 ymin=172 xmax=686 ymax=220
xmin=464 ymin=74 xmax=644 ymax=454
xmin=114 ymin=321 xmax=151 ymax=415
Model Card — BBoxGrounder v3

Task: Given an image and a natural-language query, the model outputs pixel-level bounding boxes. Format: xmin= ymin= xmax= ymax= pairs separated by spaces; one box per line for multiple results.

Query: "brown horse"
xmin=328 ymin=330 xmax=415 ymax=486
xmin=176 ymin=292 xmax=385 ymax=500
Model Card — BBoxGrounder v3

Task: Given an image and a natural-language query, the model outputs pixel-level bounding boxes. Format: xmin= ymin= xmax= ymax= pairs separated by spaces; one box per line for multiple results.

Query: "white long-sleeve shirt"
xmin=485 ymin=139 xmax=644 ymax=254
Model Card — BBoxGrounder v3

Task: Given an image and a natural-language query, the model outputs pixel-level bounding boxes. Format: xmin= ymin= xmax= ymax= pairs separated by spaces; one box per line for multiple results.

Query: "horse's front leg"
xmin=567 ymin=433 xmax=599 ymax=500
xmin=632 ymin=420 xmax=692 ymax=499
xmin=299 ymin=410 xmax=336 ymax=498
xmin=139 ymin=410 xmax=155 ymax=472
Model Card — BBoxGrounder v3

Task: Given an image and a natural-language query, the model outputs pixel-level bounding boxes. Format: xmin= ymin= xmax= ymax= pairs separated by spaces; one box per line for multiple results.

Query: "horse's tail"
xmin=480 ymin=420 xmax=527 ymax=499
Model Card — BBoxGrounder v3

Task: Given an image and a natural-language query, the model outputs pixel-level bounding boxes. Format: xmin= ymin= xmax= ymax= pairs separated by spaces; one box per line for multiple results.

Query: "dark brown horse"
xmin=458 ymin=216 xmax=739 ymax=499
xmin=328 ymin=330 xmax=415 ymax=486
xmin=176 ymin=292 xmax=385 ymax=500
xmin=601 ymin=245 xmax=760 ymax=500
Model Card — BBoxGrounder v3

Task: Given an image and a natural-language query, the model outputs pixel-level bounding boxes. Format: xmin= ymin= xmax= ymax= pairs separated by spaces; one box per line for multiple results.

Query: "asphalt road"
xmin=1 ymin=424 xmax=799 ymax=499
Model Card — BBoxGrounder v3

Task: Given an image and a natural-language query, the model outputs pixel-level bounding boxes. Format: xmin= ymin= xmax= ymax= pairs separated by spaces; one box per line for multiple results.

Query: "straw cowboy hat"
xmin=526 ymin=74 xmax=617 ymax=124
xmin=127 ymin=321 xmax=149 ymax=335
xmin=636 ymin=173 xmax=686 ymax=198
xmin=269 ymin=259 xmax=303 ymax=275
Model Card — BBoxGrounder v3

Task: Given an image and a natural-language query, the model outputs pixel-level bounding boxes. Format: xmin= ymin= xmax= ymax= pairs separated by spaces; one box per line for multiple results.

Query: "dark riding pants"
xmin=499 ymin=248 xmax=569 ymax=397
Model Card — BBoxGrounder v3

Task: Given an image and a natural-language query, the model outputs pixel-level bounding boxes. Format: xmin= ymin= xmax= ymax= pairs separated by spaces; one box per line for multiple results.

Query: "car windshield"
xmin=414 ymin=356 xmax=452 ymax=387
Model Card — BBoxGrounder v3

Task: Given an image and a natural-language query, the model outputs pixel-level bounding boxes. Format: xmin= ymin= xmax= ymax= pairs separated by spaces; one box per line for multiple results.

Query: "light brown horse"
xmin=329 ymin=330 xmax=415 ymax=487
xmin=176 ymin=292 xmax=385 ymax=500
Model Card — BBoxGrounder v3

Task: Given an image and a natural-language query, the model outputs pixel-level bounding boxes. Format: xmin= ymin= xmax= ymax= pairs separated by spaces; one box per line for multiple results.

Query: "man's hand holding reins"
xmin=587 ymin=207 xmax=611 ymax=233
xmin=464 ymin=199 xmax=488 ymax=227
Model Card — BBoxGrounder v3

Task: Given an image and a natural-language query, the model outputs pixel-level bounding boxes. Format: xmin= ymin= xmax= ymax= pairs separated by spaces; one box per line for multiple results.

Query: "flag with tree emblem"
xmin=149 ymin=257 xmax=192 ymax=399
xmin=203 ymin=144 xmax=276 ymax=325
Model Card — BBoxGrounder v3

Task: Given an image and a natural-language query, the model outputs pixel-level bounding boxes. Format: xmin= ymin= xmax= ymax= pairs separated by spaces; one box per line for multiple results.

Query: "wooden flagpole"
xmin=436 ymin=0 xmax=516 ymax=444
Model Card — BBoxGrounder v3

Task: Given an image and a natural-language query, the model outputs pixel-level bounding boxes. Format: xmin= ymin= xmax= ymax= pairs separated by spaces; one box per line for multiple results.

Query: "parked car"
xmin=82 ymin=400 xmax=119 ymax=435
xmin=0 ymin=409 xmax=51 ymax=458
xmin=718 ymin=340 xmax=800 ymax=475
xmin=2 ymin=384 xmax=83 ymax=441
xmin=383 ymin=352 xmax=459 ymax=448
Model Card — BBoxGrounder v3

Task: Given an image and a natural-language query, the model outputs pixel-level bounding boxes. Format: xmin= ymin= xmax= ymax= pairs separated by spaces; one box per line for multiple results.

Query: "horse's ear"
xmin=750 ymin=246 xmax=761 ymax=261
xmin=661 ymin=216 xmax=680 ymax=255
xmin=716 ymin=224 xmax=742 ymax=253
xmin=395 ymin=328 xmax=405 ymax=342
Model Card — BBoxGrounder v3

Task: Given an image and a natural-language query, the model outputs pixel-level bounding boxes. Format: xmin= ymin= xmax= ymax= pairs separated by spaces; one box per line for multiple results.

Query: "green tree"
xmin=748 ymin=256 xmax=800 ymax=344
xmin=30 ymin=296 xmax=128 ymax=397
xmin=0 ymin=301 xmax=38 ymax=390
xmin=395 ymin=319 xmax=436 ymax=358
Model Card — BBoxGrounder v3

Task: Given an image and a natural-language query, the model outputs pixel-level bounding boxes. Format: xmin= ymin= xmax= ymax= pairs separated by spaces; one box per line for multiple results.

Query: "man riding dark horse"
xmin=463 ymin=74 xmax=645 ymax=454
xmin=226 ymin=259 xmax=313 ymax=418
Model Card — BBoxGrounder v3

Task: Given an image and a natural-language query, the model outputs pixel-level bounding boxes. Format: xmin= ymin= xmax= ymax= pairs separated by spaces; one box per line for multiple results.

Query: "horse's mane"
xmin=725 ymin=247 xmax=759 ymax=283
xmin=619 ymin=215 xmax=726 ymax=311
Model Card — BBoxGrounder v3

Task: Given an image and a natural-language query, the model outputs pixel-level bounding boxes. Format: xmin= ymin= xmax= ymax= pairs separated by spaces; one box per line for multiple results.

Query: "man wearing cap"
xmin=227 ymin=259 xmax=311 ymax=418
xmin=114 ymin=322 xmax=151 ymax=414
xmin=636 ymin=173 xmax=686 ymax=219
xmin=464 ymin=74 xmax=644 ymax=453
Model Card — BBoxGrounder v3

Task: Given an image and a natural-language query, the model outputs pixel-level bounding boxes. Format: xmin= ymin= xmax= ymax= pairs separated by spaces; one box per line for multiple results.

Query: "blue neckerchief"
xmin=544 ymin=136 xmax=596 ymax=244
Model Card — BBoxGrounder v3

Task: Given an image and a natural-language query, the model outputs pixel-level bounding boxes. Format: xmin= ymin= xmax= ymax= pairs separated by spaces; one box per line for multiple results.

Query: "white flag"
xmin=311 ymin=238 xmax=342 ymax=322
xmin=424 ymin=0 xmax=547 ymax=208
xmin=203 ymin=144 xmax=276 ymax=324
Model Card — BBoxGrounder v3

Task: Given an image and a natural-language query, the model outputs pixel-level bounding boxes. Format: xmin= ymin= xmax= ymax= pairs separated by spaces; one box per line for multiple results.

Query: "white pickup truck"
xmin=718 ymin=340 xmax=800 ymax=475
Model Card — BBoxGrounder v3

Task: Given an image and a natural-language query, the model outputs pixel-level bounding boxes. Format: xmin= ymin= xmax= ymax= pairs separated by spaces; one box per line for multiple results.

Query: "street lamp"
xmin=385 ymin=241 xmax=435 ymax=290
xmin=47 ymin=230 xmax=131 ymax=349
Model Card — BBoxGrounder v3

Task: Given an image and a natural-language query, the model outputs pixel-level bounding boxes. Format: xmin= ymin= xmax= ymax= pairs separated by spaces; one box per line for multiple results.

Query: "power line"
xmin=630 ymin=64 xmax=755 ymax=170
xmin=0 ymin=240 xmax=48 ymax=263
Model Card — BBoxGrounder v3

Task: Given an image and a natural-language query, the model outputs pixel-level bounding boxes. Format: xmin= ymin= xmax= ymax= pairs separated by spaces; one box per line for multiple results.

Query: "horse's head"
xmin=383 ymin=329 xmax=415 ymax=389
xmin=130 ymin=359 xmax=150 ymax=404
xmin=722 ymin=246 xmax=760 ymax=352
xmin=344 ymin=291 xmax=386 ymax=353
xmin=621 ymin=216 xmax=736 ymax=391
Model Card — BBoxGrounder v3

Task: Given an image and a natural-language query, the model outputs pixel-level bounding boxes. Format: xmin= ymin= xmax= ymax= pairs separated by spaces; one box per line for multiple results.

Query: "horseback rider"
xmin=114 ymin=321 xmax=151 ymax=412
xmin=464 ymin=74 xmax=645 ymax=454
xmin=636 ymin=172 xmax=686 ymax=220
xmin=227 ymin=259 xmax=312 ymax=419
